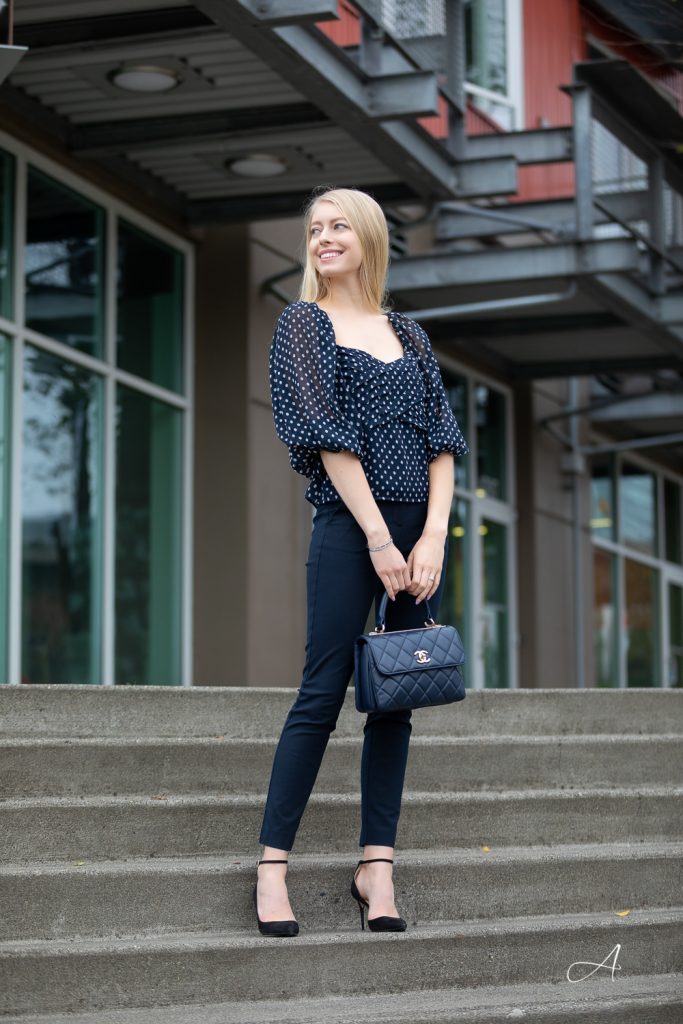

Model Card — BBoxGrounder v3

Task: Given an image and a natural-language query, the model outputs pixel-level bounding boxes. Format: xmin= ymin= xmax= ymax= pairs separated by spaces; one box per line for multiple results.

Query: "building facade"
xmin=0 ymin=0 xmax=681 ymax=691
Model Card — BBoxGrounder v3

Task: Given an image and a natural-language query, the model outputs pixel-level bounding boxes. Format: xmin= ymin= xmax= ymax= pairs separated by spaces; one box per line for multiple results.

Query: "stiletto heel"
xmin=253 ymin=858 xmax=299 ymax=937
xmin=350 ymin=857 xmax=407 ymax=932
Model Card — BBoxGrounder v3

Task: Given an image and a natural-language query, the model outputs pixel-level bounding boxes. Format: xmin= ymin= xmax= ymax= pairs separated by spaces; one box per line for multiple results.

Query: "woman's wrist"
xmin=422 ymin=520 xmax=448 ymax=541
xmin=365 ymin=523 xmax=392 ymax=547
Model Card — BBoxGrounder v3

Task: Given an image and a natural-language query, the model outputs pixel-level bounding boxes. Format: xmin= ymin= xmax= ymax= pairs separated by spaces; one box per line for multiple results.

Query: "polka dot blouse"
xmin=269 ymin=300 xmax=470 ymax=507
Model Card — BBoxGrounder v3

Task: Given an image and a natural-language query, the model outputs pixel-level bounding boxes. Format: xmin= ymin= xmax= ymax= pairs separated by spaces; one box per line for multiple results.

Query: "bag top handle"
xmin=375 ymin=591 xmax=437 ymax=633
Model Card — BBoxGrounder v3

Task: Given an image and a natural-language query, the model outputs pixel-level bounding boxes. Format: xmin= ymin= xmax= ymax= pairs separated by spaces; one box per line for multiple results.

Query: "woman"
xmin=254 ymin=187 xmax=469 ymax=937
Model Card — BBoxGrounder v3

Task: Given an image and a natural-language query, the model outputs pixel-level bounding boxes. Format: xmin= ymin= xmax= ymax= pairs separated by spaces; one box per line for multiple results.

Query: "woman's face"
xmin=307 ymin=199 xmax=362 ymax=281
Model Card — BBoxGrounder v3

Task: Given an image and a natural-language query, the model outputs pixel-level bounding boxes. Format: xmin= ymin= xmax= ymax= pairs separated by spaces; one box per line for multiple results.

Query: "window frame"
xmin=589 ymin=432 xmax=683 ymax=689
xmin=0 ymin=129 xmax=195 ymax=687
xmin=437 ymin=348 xmax=518 ymax=689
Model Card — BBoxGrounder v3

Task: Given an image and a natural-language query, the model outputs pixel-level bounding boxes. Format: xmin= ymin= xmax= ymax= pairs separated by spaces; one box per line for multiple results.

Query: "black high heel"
xmin=350 ymin=857 xmax=407 ymax=932
xmin=253 ymin=858 xmax=299 ymax=937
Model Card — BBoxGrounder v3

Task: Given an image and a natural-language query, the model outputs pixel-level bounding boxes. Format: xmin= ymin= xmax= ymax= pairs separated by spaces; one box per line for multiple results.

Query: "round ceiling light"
xmin=227 ymin=153 xmax=288 ymax=178
xmin=109 ymin=64 xmax=182 ymax=93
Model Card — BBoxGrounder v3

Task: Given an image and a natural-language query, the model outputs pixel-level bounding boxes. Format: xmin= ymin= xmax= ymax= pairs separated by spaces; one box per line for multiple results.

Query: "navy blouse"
xmin=269 ymin=300 xmax=469 ymax=507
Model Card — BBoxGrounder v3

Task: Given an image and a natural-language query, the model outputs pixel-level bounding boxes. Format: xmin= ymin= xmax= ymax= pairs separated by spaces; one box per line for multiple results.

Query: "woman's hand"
xmin=406 ymin=531 xmax=446 ymax=604
xmin=369 ymin=544 xmax=412 ymax=601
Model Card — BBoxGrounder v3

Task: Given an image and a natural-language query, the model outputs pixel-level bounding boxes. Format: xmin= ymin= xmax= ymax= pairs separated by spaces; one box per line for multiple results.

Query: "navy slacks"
xmin=258 ymin=499 xmax=448 ymax=852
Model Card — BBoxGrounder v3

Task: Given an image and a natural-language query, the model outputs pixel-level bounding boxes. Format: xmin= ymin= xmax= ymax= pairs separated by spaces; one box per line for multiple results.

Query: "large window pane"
xmin=669 ymin=583 xmax=683 ymax=688
xmin=481 ymin=518 xmax=509 ymax=687
xmin=0 ymin=149 xmax=14 ymax=319
xmin=25 ymin=168 xmax=105 ymax=356
xmin=590 ymin=453 xmax=616 ymax=541
xmin=624 ymin=558 xmax=659 ymax=687
xmin=664 ymin=478 xmax=682 ymax=565
xmin=443 ymin=497 xmax=471 ymax=686
xmin=115 ymin=386 xmax=182 ymax=684
xmin=620 ymin=462 xmax=657 ymax=557
xmin=593 ymin=547 xmax=617 ymax=687
xmin=117 ymin=221 xmax=184 ymax=392
xmin=22 ymin=346 xmax=102 ymax=684
xmin=0 ymin=335 xmax=10 ymax=681
xmin=476 ymin=383 xmax=507 ymax=501
xmin=443 ymin=372 xmax=469 ymax=490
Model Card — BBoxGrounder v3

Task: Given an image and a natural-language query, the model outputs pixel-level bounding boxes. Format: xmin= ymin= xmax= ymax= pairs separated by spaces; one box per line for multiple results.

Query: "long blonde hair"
xmin=298 ymin=187 xmax=391 ymax=313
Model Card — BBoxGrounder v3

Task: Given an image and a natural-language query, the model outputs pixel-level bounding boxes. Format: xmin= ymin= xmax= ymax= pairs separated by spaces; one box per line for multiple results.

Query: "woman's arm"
xmin=320 ymin=450 xmax=412 ymax=601
xmin=406 ymin=452 xmax=455 ymax=604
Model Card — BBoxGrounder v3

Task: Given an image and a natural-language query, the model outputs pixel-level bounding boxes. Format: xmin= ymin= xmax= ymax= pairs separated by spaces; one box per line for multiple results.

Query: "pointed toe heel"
xmin=350 ymin=857 xmax=407 ymax=933
xmin=253 ymin=859 xmax=299 ymax=937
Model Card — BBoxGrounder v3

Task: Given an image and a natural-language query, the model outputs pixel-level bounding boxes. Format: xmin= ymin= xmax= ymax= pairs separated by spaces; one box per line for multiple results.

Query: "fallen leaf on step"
xmin=481 ymin=845 xmax=491 ymax=853
xmin=151 ymin=795 xmax=167 ymax=801
xmin=72 ymin=860 xmax=86 ymax=866
xmin=614 ymin=910 xmax=631 ymax=917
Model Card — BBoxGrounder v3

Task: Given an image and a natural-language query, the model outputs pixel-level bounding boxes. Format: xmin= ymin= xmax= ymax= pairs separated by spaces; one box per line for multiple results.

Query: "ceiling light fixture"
xmin=227 ymin=153 xmax=288 ymax=178
xmin=109 ymin=63 xmax=182 ymax=93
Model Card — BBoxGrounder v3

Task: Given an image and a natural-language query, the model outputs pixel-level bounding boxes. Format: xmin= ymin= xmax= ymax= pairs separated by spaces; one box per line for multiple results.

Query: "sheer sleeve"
xmin=395 ymin=313 xmax=470 ymax=462
xmin=268 ymin=301 xmax=363 ymax=480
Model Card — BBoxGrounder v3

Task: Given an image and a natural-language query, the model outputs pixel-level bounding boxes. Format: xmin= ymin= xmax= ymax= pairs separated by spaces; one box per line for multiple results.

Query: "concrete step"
xmin=0 ymin=908 xmax=680 ymax=1016
xmin=2 ymin=974 xmax=682 ymax=1024
xmin=1 ymin=841 xmax=680 ymax=942
xmin=3 ymin=734 xmax=681 ymax=798
xmin=1 ymin=685 xmax=682 ymax=739
xmin=1 ymin=787 xmax=680 ymax=862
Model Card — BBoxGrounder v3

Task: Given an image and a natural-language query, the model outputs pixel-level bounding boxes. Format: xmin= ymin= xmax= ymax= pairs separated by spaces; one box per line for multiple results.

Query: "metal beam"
xmin=70 ymin=104 xmax=328 ymax=156
xmin=365 ymin=72 xmax=439 ymax=120
xmin=239 ymin=0 xmax=339 ymax=24
xmin=579 ymin=274 xmax=683 ymax=362
xmin=388 ymin=238 xmax=642 ymax=292
xmin=192 ymin=0 xmax=515 ymax=200
xmin=590 ymin=392 xmax=683 ymax=422
xmin=14 ymin=8 xmax=213 ymax=48
xmin=436 ymin=191 xmax=649 ymax=241
xmin=505 ymin=354 xmax=683 ymax=380
xmin=465 ymin=127 xmax=573 ymax=165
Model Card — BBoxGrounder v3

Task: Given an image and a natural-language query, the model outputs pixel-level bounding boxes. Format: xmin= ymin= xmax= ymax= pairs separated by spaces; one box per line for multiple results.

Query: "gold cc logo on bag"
xmin=414 ymin=649 xmax=431 ymax=664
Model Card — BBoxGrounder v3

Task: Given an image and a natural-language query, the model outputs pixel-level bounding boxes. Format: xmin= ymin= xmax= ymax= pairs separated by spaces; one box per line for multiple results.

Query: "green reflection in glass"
xmin=664 ymin=479 xmax=682 ymax=565
xmin=593 ymin=547 xmax=617 ymax=687
xmin=25 ymin=167 xmax=105 ymax=356
xmin=624 ymin=557 xmax=659 ymax=687
xmin=115 ymin=385 xmax=182 ymax=685
xmin=481 ymin=518 xmax=508 ymax=688
xmin=590 ymin=453 xmax=615 ymax=541
xmin=443 ymin=497 xmax=470 ymax=686
xmin=21 ymin=346 xmax=102 ymax=684
xmin=620 ymin=462 xmax=657 ymax=557
xmin=0 ymin=149 xmax=14 ymax=319
xmin=117 ymin=220 xmax=184 ymax=393
xmin=442 ymin=371 xmax=469 ymax=490
xmin=465 ymin=0 xmax=507 ymax=95
xmin=0 ymin=335 xmax=10 ymax=682
xmin=669 ymin=584 xmax=683 ymax=688
xmin=475 ymin=383 xmax=506 ymax=501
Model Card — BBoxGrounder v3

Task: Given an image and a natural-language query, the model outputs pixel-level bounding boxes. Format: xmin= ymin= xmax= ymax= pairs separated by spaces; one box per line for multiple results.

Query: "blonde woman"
xmin=254 ymin=187 xmax=469 ymax=937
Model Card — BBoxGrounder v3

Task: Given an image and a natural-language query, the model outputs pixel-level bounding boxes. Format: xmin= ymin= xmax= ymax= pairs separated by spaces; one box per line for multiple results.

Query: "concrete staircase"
xmin=0 ymin=684 xmax=681 ymax=1022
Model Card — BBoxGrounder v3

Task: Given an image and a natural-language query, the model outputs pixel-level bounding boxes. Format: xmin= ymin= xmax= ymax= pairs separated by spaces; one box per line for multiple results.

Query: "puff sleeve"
xmin=268 ymin=301 xmax=364 ymax=480
xmin=397 ymin=314 xmax=470 ymax=462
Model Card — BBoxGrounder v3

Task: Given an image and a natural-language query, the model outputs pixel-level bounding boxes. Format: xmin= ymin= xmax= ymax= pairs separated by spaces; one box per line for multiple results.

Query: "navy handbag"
xmin=354 ymin=592 xmax=467 ymax=713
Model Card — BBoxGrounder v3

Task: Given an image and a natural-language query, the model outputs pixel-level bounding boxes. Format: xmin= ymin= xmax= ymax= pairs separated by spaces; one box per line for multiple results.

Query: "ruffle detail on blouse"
xmin=336 ymin=348 xmax=426 ymax=430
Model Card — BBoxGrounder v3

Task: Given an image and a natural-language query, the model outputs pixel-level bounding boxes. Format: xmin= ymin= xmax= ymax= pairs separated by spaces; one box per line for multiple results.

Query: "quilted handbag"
xmin=354 ymin=592 xmax=466 ymax=713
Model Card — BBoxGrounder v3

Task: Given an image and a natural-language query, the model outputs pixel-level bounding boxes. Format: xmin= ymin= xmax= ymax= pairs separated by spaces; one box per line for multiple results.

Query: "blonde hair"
xmin=298 ymin=187 xmax=390 ymax=313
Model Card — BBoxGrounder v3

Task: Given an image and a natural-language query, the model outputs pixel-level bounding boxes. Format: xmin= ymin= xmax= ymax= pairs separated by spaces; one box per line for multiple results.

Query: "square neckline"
xmin=310 ymin=302 xmax=406 ymax=366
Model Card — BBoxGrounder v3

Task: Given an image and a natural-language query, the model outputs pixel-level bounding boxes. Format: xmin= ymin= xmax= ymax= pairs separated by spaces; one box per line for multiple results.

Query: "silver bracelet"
xmin=368 ymin=535 xmax=393 ymax=553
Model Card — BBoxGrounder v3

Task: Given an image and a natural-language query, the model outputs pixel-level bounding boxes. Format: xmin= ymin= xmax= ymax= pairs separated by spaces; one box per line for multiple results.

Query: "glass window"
xmin=481 ymin=517 xmax=508 ymax=687
xmin=21 ymin=345 xmax=102 ymax=684
xmin=593 ymin=547 xmax=617 ymax=687
xmin=590 ymin=453 xmax=615 ymax=541
xmin=0 ymin=149 xmax=14 ymax=319
xmin=669 ymin=583 xmax=683 ymax=688
xmin=115 ymin=385 xmax=182 ymax=685
xmin=620 ymin=462 xmax=657 ymax=557
xmin=117 ymin=221 xmax=184 ymax=393
xmin=0 ymin=335 xmax=10 ymax=681
xmin=466 ymin=0 xmax=507 ymax=93
xmin=443 ymin=371 xmax=469 ymax=490
xmin=476 ymin=383 xmax=506 ymax=501
xmin=443 ymin=497 xmax=471 ymax=685
xmin=25 ymin=168 xmax=105 ymax=357
xmin=664 ymin=478 xmax=682 ymax=565
xmin=624 ymin=557 xmax=659 ymax=687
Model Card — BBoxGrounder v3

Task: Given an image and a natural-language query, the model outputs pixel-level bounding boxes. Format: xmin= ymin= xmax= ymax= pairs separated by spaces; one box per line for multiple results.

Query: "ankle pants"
xmin=258 ymin=499 xmax=448 ymax=853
